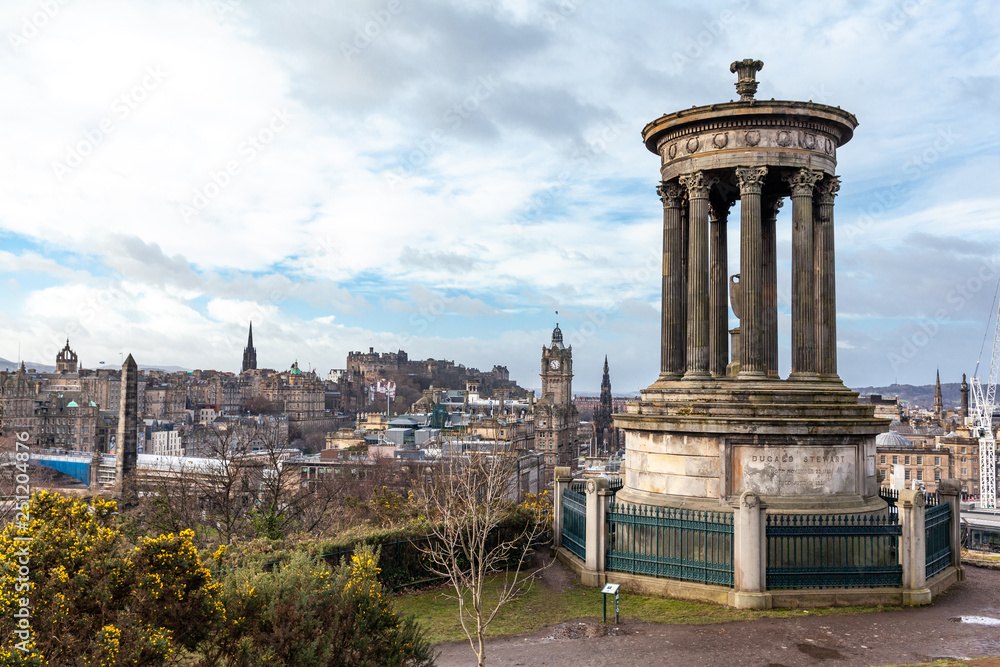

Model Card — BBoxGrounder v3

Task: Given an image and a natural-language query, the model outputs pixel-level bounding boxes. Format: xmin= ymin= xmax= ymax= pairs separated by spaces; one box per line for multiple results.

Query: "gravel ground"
xmin=434 ymin=565 xmax=1000 ymax=667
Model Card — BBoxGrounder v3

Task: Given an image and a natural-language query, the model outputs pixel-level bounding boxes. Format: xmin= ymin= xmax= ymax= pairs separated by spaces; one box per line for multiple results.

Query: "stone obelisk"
xmin=115 ymin=354 xmax=138 ymax=491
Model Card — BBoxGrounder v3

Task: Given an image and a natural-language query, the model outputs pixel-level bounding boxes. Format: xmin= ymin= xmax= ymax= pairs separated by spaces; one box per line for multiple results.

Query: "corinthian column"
xmin=679 ymin=171 xmax=718 ymax=379
xmin=763 ymin=196 xmax=782 ymax=378
xmin=735 ymin=166 xmax=767 ymax=379
xmin=815 ymin=175 xmax=841 ymax=379
xmin=709 ymin=201 xmax=731 ymax=378
xmin=785 ymin=168 xmax=825 ymax=380
xmin=679 ymin=200 xmax=689 ymax=372
xmin=657 ymin=181 xmax=684 ymax=380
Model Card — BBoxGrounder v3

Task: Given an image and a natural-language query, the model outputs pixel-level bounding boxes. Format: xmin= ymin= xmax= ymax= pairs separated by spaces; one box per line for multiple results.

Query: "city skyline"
xmin=1 ymin=1 xmax=998 ymax=393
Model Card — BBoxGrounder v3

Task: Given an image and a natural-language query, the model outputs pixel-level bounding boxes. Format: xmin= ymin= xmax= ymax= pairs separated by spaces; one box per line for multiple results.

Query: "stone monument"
xmin=615 ymin=60 xmax=887 ymax=513
xmin=115 ymin=353 xmax=139 ymax=490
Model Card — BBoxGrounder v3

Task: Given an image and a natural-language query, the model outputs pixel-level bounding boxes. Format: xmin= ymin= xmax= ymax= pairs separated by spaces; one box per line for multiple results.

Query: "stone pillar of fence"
xmin=938 ymin=479 xmax=965 ymax=581
xmin=553 ymin=467 xmax=572 ymax=550
xmin=899 ymin=489 xmax=931 ymax=604
xmin=730 ymin=490 xmax=772 ymax=609
xmin=582 ymin=477 xmax=610 ymax=586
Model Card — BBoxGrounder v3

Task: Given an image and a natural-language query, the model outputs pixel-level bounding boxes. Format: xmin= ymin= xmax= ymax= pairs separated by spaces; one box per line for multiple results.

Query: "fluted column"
xmin=658 ymin=181 xmax=685 ymax=380
xmin=735 ymin=166 xmax=767 ymax=379
xmin=679 ymin=201 xmax=689 ymax=372
xmin=785 ymin=168 xmax=824 ymax=380
xmin=815 ymin=176 xmax=841 ymax=379
xmin=762 ymin=197 xmax=782 ymax=378
xmin=679 ymin=171 xmax=718 ymax=379
xmin=709 ymin=201 xmax=731 ymax=377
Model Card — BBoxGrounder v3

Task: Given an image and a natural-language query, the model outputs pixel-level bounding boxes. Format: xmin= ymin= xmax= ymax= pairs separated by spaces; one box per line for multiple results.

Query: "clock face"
xmin=549 ymin=359 xmax=560 ymax=370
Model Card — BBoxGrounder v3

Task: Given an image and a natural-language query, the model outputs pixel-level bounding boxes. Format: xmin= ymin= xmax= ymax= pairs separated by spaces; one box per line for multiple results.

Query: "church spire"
xmin=242 ymin=321 xmax=258 ymax=373
xmin=933 ymin=369 xmax=943 ymax=420
xmin=594 ymin=355 xmax=615 ymax=454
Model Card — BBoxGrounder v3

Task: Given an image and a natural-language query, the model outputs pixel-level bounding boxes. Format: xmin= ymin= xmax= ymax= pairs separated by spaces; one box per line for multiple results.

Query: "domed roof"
xmin=876 ymin=430 xmax=913 ymax=448
xmin=66 ymin=400 xmax=79 ymax=408
xmin=550 ymin=323 xmax=565 ymax=350
xmin=289 ymin=361 xmax=302 ymax=376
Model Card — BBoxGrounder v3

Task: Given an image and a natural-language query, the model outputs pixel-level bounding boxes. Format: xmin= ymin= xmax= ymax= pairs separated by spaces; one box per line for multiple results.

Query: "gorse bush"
xmin=0 ymin=492 xmax=435 ymax=667
xmin=0 ymin=491 xmax=222 ymax=666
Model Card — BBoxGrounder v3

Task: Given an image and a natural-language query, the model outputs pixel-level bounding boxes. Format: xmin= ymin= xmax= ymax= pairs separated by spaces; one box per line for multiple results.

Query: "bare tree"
xmin=416 ymin=449 xmax=548 ymax=667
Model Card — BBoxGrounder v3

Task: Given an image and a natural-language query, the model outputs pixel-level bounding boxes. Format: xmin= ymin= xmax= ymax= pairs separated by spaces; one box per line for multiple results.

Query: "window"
xmin=904 ymin=456 xmax=910 ymax=465
xmin=935 ymin=470 xmax=941 ymax=481
xmin=962 ymin=447 xmax=967 ymax=454
xmin=892 ymin=455 xmax=898 ymax=464
xmin=880 ymin=455 xmax=886 ymax=464
xmin=916 ymin=470 xmax=923 ymax=480
xmin=904 ymin=469 xmax=910 ymax=480
xmin=934 ymin=456 xmax=941 ymax=466
xmin=916 ymin=456 xmax=922 ymax=465
xmin=962 ymin=468 xmax=968 ymax=476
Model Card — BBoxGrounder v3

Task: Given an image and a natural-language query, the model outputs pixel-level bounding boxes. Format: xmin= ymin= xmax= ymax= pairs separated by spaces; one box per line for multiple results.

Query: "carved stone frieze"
xmin=657 ymin=126 xmax=838 ymax=167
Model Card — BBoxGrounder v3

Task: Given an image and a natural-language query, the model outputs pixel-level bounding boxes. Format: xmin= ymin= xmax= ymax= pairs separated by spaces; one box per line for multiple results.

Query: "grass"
xmin=392 ymin=568 xmax=901 ymax=644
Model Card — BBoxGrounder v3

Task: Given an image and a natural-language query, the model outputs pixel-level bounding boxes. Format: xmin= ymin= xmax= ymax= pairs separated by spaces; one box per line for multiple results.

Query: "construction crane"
xmin=970 ymin=279 xmax=1000 ymax=510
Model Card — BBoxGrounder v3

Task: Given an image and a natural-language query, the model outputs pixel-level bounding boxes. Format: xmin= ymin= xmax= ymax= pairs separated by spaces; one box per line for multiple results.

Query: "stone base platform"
xmin=613 ymin=378 xmax=889 ymax=512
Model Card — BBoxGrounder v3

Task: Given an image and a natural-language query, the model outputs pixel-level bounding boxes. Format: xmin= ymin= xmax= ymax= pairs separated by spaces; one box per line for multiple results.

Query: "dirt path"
xmin=434 ymin=565 xmax=1000 ymax=667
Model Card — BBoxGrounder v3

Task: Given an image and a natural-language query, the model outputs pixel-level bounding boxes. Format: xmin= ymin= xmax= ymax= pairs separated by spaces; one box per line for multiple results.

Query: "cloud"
xmin=0 ymin=0 xmax=997 ymax=391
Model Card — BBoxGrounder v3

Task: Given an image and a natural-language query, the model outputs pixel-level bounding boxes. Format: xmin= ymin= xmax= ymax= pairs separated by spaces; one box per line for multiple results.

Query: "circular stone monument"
xmin=614 ymin=60 xmax=888 ymax=514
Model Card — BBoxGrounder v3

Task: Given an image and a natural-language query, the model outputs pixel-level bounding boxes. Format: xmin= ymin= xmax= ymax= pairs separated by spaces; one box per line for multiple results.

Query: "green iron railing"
xmin=924 ymin=500 xmax=951 ymax=578
xmin=766 ymin=513 xmax=902 ymax=589
xmin=606 ymin=501 xmax=734 ymax=586
xmin=609 ymin=478 xmax=623 ymax=494
xmin=561 ymin=486 xmax=587 ymax=561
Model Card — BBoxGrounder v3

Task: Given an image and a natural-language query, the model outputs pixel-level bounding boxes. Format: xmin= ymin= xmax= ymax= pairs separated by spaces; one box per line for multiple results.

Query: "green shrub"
xmin=0 ymin=491 xmax=223 ymax=666
xmin=213 ymin=544 xmax=435 ymax=666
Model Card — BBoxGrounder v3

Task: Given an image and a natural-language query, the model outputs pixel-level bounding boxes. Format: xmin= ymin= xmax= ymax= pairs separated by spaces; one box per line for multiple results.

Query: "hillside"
xmin=852 ymin=382 xmax=963 ymax=410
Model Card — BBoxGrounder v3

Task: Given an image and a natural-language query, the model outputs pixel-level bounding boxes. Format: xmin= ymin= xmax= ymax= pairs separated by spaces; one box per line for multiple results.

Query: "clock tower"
xmin=536 ymin=324 xmax=578 ymax=482
xmin=541 ymin=324 xmax=573 ymax=406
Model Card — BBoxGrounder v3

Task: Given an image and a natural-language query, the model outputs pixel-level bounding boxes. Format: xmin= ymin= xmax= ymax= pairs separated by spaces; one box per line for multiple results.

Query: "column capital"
xmin=784 ymin=168 xmax=824 ymax=197
xmin=657 ymin=181 xmax=684 ymax=208
xmin=763 ymin=195 xmax=783 ymax=221
xmin=815 ymin=175 xmax=841 ymax=206
xmin=735 ymin=166 xmax=768 ymax=195
xmin=709 ymin=200 xmax=732 ymax=224
xmin=679 ymin=171 xmax=718 ymax=199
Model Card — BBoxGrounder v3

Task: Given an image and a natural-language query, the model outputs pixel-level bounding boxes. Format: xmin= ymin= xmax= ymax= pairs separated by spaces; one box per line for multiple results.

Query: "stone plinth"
xmin=614 ymin=378 xmax=886 ymax=512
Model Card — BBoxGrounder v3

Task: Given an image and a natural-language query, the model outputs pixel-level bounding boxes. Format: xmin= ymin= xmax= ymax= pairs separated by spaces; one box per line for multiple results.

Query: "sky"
xmin=0 ymin=0 xmax=998 ymax=394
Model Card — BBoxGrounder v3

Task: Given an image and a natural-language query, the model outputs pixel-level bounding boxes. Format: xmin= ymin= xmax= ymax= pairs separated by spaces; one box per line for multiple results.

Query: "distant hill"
xmin=852 ymin=383 xmax=963 ymax=410
xmin=0 ymin=358 xmax=55 ymax=373
xmin=0 ymin=357 xmax=189 ymax=374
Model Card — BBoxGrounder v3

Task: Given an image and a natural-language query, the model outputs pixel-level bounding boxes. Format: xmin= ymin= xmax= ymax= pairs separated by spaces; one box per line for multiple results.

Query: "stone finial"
xmin=730 ymin=59 xmax=764 ymax=101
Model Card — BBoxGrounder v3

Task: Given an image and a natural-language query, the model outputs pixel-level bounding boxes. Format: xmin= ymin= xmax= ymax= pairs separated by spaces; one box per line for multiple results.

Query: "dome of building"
xmin=875 ymin=430 xmax=913 ymax=448
xmin=550 ymin=323 xmax=565 ymax=350
xmin=289 ymin=361 xmax=302 ymax=376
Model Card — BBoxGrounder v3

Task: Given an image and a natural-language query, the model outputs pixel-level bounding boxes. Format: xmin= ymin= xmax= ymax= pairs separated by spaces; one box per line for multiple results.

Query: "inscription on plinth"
xmin=730 ymin=444 xmax=856 ymax=497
